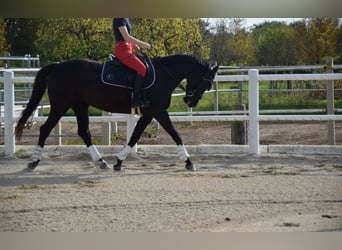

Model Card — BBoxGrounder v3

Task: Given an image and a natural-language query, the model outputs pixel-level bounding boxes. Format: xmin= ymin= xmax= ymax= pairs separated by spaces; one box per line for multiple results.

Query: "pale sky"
xmin=206 ymin=18 xmax=303 ymax=29
xmin=244 ymin=18 xmax=302 ymax=27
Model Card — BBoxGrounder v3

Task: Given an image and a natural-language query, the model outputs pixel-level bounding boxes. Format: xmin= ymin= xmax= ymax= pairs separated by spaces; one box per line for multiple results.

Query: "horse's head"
xmin=184 ymin=63 xmax=219 ymax=108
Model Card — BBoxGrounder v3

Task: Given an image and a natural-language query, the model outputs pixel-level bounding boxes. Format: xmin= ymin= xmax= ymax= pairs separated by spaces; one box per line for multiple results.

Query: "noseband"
xmin=181 ymin=77 xmax=213 ymax=99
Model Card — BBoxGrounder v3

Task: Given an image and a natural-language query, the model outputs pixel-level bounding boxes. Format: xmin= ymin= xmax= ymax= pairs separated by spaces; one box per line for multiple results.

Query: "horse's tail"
xmin=15 ymin=63 xmax=57 ymax=141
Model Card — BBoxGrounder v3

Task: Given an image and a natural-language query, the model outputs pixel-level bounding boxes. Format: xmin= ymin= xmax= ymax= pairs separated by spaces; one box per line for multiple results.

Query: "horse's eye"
xmin=187 ymin=91 xmax=194 ymax=97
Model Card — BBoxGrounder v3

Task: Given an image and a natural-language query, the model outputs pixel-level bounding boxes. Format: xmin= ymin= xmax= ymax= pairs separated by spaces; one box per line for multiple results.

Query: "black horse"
xmin=15 ymin=54 xmax=218 ymax=171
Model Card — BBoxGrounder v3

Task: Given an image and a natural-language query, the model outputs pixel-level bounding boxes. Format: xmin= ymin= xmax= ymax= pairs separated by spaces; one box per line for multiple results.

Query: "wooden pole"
xmin=231 ymin=81 xmax=247 ymax=144
xmin=326 ymin=57 xmax=335 ymax=145
xmin=54 ymin=121 xmax=62 ymax=145
xmin=231 ymin=104 xmax=247 ymax=144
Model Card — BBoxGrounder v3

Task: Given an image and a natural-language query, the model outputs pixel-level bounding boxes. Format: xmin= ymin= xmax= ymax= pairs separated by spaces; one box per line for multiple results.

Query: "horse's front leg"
xmin=154 ymin=110 xmax=196 ymax=171
xmin=114 ymin=115 xmax=153 ymax=171
xmin=73 ymin=104 xmax=110 ymax=170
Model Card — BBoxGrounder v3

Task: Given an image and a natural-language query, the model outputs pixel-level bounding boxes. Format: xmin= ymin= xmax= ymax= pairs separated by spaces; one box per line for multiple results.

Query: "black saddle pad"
xmin=101 ymin=54 xmax=156 ymax=90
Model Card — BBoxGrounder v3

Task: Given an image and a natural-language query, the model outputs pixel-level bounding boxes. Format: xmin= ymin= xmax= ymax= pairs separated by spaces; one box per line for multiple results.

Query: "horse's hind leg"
xmin=29 ymin=106 xmax=69 ymax=169
xmin=72 ymin=104 xmax=109 ymax=169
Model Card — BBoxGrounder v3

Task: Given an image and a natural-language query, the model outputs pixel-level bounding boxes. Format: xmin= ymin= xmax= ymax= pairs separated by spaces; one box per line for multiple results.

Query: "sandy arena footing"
xmin=1 ymin=145 xmax=341 ymax=232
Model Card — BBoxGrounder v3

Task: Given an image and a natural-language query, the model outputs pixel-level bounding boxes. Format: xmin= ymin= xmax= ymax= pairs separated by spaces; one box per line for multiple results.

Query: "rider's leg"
xmin=132 ymin=73 xmax=145 ymax=108
xmin=115 ymin=42 xmax=149 ymax=107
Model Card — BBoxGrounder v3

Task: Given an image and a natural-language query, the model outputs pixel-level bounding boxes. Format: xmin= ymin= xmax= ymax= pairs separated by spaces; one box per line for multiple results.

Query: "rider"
xmin=113 ymin=18 xmax=151 ymax=108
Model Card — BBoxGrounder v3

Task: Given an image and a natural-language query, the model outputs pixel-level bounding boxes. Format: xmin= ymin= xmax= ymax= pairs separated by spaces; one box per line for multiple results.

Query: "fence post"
xmin=214 ymin=80 xmax=219 ymax=111
xmin=248 ymin=69 xmax=259 ymax=154
xmin=4 ymin=70 xmax=15 ymax=156
xmin=54 ymin=121 xmax=62 ymax=145
xmin=231 ymin=104 xmax=247 ymax=144
xmin=326 ymin=57 xmax=335 ymax=145
xmin=231 ymin=81 xmax=247 ymax=144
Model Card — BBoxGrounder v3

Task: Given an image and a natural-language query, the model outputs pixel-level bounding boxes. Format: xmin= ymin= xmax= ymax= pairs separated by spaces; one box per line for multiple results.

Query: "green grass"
xmin=15 ymin=149 xmax=27 ymax=156
xmin=169 ymin=80 xmax=342 ymax=113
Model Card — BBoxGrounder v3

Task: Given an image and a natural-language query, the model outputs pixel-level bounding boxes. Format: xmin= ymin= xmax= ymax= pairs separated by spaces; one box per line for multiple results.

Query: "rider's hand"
xmin=133 ymin=44 xmax=140 ymax=53
xmin=143 ymin=42 xmax=151 ymax=50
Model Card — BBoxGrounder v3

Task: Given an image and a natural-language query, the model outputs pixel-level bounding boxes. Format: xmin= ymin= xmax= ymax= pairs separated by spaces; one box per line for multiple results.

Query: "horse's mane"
xmin=154 ymin=54 xmax=209 ymax=69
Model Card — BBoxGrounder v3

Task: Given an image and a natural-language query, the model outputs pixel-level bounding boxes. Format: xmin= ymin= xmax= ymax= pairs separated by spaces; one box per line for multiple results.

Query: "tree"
xmin=290 ymin=19 xmax=311 ymax=64
xmin=4 ymin=18 xmax=42 ymax=56
xmin=225 ymin=19 xmax=256 ymax=66
xmin=306 ymin=18 xmax=340 ymax=64
xmin=208 ymin=18 xmax=256 ymax=66
xmin=34 ymin=18 xmax=113 ymax=64
xmin=336 ymin=22 xmax=342 ymax=63
xmin=131 ymin=18 xmax=210 ymax=59
xmin=252 ymin=21 xmax=296 ymax=65
xmin=0 ymin=18 xmax=8 ymax=55
xmin=210 ymin=19 xmax=233 ymax=65
xmin=225 ymin=28 xmax=256 ymax=66
xmin=31 ymin=18 xmax=210 ymax=65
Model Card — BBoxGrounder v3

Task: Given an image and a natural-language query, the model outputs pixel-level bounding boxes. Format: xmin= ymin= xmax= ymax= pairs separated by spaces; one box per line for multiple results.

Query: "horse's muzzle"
xmin=183 ymin=96 xmax=198 ymax=108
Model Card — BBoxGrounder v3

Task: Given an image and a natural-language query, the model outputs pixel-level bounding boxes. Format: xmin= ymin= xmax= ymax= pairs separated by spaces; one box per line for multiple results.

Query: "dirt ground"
xmin=1 ymin=121 xmax=342 ymax=232
xmin=7 ymin=120 xmax=342 ymax=146
xmin=0 ymin=151 xmax=341 ymax=232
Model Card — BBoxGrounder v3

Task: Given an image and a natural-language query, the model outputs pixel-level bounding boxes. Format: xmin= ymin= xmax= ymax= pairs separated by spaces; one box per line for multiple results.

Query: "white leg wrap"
xmin=117 ymin=145 xmax=132 ymax=161
xmin=32 ymin=145 xmax=43 ymax=162
xmin=177 ymin=145 xmax=190 ymax=161
xmin=88 ymin=145 xmax=102 ymax=161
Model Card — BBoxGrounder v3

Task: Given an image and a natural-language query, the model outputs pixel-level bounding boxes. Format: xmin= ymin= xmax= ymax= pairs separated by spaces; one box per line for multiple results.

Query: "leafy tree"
xmin=210 ymin=19 xmax=233 ymax=65
xmin=4 ymin=18 xmax=340 ymax=67
xmin=31 ymin=18 xmax=210 ymax=65
xmin=225 ymin=28 xmax=255 ymax=66
xmin=4 ymin=18 xmax=42 ymax=56
xmin=306 ymin=18 xmax=340 ymax=64
xmin=290 ymin=19 xmax=311 ymax=64
xmin=131 ymin=18 xmax=210 ymax=59
xmin=34 ymin=18 xmax=113 ymax=64
xmin=336 ymin=22 xmax=342 ymax=63
xmin=252 ymin=21 xmax=296 ymax=65
xmin=209 ymin=18 xmax=256 ymax=66
xmin=224 ymin=19 xmax=256 ymax=66
xmin=0 ymin=18 xmax=8 ymax=55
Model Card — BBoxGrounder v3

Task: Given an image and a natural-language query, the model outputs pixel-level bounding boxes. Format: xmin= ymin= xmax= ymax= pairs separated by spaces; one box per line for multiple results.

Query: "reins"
xmin=141 ymin=50 xmax=185 ymax=92
xmin=139 ymin=51 xmax=210 ymax=94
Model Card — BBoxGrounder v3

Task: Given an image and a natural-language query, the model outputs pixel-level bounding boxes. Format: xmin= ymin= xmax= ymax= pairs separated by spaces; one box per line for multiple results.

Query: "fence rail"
xmin=0 ymin=55 xmax=40 ymax=68
xmin=1 ymin=68 xmax=342 ymax=156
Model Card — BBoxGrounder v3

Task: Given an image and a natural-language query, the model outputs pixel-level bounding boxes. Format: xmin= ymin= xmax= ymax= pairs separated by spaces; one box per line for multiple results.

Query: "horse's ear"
xmin=210 ymin=62 xmax=219 ymax=73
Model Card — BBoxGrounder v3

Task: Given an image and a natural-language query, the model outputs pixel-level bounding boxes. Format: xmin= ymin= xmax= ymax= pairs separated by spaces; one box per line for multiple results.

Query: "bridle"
xmin=182 ymin=76 xmax=214 ymax=99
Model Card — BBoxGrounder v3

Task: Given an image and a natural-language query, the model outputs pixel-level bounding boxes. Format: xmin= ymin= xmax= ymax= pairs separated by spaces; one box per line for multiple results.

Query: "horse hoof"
xmin=99 ymin=160 xmax=110 ymax=170
xmin=113 ymin=164 xmax=122 ymax=171
xmin=185 ymin=163 xmax=197 ymax=172
xmin=27 ymin=160 xmax=40 ymax=170
xmin=113 ymin=159 xmax=122 ymax=171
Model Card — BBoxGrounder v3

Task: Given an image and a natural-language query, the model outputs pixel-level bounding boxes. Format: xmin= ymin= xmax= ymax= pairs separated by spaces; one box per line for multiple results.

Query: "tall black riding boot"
xmin=132 ymin=74 xmax=145 ymax=108
xmin=132 ymin=74 xmax=150 ymax=108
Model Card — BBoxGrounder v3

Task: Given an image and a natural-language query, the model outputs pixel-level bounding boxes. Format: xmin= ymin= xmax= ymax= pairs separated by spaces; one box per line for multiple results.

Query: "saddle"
xmin=101 ymin=54 xmax=156 ymax=90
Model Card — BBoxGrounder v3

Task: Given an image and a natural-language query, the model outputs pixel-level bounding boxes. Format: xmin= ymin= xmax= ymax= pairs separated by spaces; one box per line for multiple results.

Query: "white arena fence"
xmin=1 ymin=68 xmax=342 ymax=156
